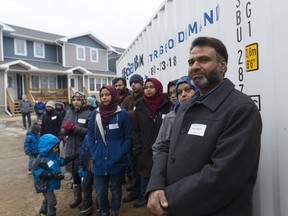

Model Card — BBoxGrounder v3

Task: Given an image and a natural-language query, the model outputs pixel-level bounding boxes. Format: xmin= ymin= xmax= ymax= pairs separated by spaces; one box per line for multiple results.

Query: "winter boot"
xmin=70 ymin=184 xmax=82 ymax=208
xmin=79 ymin=205 xmax=94 ymax=216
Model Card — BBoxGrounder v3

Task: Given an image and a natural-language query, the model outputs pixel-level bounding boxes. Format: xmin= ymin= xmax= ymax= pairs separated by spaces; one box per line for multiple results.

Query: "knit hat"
xmin=72 ymin=91 xmax=86 ymax=104
xmin=129 ymin=74 xmax=144 ymax=86
xmin=55 ymin=99 xmax=64 ymax=108
xmin=30 ymin=123 xmax=40 ymax=134
xmin=46 ymin=101 xmax=55 ymax=109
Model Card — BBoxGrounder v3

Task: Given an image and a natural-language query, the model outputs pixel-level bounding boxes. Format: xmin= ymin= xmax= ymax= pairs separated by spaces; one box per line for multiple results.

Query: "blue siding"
xmin=68 ymin=36 xmax=106 ymax=49
xmin=3 ymin=36 xmax=58 ymax=62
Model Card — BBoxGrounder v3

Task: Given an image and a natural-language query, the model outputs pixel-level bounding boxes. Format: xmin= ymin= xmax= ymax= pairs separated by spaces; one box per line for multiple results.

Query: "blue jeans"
xmin=21 ymin=112 xmax=31 ymax=128
xmin=82 ymin=170 xmax=94 ymax=208
xmin=94 ymin=171 xmax=124 ymax=214
xmin=28 ymin=154 xmax=35 ymax=171
xmin=127 ymin=151 xmax=140 ymax=197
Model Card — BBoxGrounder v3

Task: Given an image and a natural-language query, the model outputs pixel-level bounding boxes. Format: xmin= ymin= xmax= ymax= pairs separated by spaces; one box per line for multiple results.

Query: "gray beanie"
xmin=46 ymin=101 xmax=55 ymax=109
xmin=129 ymin=74 xmax=144 ymax=86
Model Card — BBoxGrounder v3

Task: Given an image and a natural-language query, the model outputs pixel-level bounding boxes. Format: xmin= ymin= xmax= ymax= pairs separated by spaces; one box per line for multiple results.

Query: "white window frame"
xmin=34 ymin=42 xmax=45 ymax=58
xmin=30 ymin=75 xmax=58 ymax=88
xmin=77 ymin=46 xmax=85 ymax=61
xmin=14 ymin=39 xmax=27 ymax=56
xmin=90 ymin=48 xmax=99 ymax=62
xmin=89 ymin=77 xmax=108 ymax=92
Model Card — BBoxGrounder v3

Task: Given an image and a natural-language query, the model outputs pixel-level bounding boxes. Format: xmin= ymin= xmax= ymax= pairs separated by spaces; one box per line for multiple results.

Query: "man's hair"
xmin=113 ymin=77 xmax=127 ymax=86
xmin=190 ymin=37 xmax=228 ymax=63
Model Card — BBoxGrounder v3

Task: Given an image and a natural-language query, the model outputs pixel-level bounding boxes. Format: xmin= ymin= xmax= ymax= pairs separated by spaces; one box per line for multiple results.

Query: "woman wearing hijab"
xmin=86 ymin=96 xmax=97 ymax=111
xmin=87 ymin=85 xmax=132 ymax=216
xmin=132 ymin=78 xmax=172 ymax=208
xmin=152 ymin=76 xmax=197 ymax=157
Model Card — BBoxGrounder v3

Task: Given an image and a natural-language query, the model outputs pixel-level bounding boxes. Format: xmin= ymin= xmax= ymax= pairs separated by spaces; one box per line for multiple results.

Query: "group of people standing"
xmin=22 ymin=36 xmax=262 ymax=216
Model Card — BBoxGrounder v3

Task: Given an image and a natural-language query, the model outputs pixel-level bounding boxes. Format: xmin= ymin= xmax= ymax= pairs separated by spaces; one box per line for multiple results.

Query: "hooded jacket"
xmin=32 ymin=134 xmax=66 ymax=192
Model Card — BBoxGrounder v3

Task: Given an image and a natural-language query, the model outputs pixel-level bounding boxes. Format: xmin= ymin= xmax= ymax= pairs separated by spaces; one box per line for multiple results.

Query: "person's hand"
xmin=147 ymin=190 xmax=168 ymax=216
xmin=50 ymin=172 xmax=65 ymax=180
xmin=63 ymin=121 xmax=76 ymax=133
xmin=78 ymin=167 xmax=85 ymax=178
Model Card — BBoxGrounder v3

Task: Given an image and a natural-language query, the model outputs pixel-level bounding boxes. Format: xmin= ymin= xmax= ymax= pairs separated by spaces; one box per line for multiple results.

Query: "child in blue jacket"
xmin=32 ymin=134 xmax=79 ymax=216
xmin=24 ymin=123 xmax=40 ymax=174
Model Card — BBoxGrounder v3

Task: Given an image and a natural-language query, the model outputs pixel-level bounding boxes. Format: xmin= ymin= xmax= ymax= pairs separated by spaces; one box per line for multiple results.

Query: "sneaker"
xmin=39 ymin=213 xmax=46 ymax=216
xmin=122 ymin=192 xmax=138 ymax=202
xmin=132 ymin=194 xmax=147 ymax=208
xmin=27 ymin=170 xmax=32 ymax=175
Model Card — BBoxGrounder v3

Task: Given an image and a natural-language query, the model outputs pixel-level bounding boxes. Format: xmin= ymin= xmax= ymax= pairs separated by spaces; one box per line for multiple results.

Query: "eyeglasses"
xmin=168 ymin=90 xmax=176 ymax=97
xmin=177 ymin=87 xmax=193 ymax=96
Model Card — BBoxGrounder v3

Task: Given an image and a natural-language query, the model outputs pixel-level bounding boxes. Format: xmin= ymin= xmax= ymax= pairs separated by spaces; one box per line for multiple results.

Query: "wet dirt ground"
xmin=0 ymin=115 xmax=152 ymax=216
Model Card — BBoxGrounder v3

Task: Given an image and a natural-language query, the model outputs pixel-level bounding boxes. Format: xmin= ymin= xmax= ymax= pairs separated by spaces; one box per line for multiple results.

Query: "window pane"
xmin=77 ymin=47 xmax=85 ymax=60
xmin=91 ymin=49 xmax=98 ymax=62
xmin=71 ymin=79 xmax=75 ymax=88
xmin=34 ymin=42 xmax=45 ymax=58
xmin=41 ymin=76 xmax=48 ymax=88
xmin=96 ymin=78 xmax=101 ymax=91
xmin=49 ymin=76 xmax=57 ymax=88
xmin=31 ymin=76 xmax=39 ymax=88
xmin=102 ymin=79 xmax=107 ymax=86
xmin=90 ymin=78 xmax=95 ymax=91
xmin=15 ymin=39 xmax=26 ymax=55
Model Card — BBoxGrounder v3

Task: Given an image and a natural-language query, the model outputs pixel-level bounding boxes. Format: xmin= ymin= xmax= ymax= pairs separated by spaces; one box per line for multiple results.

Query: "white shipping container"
xmin=117 ymin=0 xmax=288 ymax=215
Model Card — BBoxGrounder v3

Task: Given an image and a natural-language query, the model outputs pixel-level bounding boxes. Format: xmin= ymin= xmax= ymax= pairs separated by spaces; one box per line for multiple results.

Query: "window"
xmin=77 ymin=46 xmax=85 ymax=60
xmin=96 ymin=78 xmax=101 ymax=91
xmin=34 ymin=42 xmax=45 ymax=58
xmin=49 ymin=77 xmax=57 ymax=88
xmin=89 ymin=78 xmax=95 ymax=91
xmin=14 ymin=39 xmax=27 ymax=56
xmin=31 ymin=76 xmax=39 ymax=88
xmin=90 ymin=48 xmax=98 ymax=62
xmin=8 ymin=76 xmax=13 ymax=88
xmin=71 ymin=79 xmax=75 ymax=88
xmin=89 ymin=78 xmax=108 ymax=91
xmin=31 ymin=75 xmax=57 ymax=88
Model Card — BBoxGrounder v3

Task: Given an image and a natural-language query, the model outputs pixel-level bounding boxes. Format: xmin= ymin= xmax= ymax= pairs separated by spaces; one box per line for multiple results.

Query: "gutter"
xmin=4 ymin=68 xmax=12 ymax=117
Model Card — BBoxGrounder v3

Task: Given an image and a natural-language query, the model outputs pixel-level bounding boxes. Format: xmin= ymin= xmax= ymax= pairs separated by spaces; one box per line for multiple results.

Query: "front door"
xmin=8 ymin=74 xmax=16 ymax=99
xmin=71 ymin=76 xmax=83 ymax=92
xmin=16 ymin=74 xmax=23 ymax=99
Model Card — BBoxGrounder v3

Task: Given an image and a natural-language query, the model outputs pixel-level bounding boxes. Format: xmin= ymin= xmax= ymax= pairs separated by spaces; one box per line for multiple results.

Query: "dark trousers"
xmin=40 ymin=191 xmax=57 ymax=216
xmin=21 ymin=112 xmax=31 ymax=128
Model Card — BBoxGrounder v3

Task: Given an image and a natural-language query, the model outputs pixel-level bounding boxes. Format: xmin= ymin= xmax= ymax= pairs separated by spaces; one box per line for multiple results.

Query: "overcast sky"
xmin=1 ymin=0 xmax=164 ymax=48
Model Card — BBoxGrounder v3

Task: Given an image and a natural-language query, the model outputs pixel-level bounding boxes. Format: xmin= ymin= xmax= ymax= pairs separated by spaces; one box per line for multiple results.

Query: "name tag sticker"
xmin=188 ymin=124 xmax=207 ymax=136
xmin=109 ymin=123 xmax=119 ymax=129
xmin=51 ymin=116 xmax=57 ymax=120
xmin=162 ymin=114 xmax=166 ymax=119
xmin=47 ymin=160 xmax=54 ymax=167
xmin=78 ymin=118 xmax=86 ymax=124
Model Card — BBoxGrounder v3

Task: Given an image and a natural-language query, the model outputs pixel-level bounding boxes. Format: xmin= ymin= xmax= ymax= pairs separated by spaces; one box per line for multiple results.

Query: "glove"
xmin=78 ymin=167 xmax=85 ymax=178
xmin=58 ymin=133 xmax=64 ymax=141
xmin=64 ymin=153 xmax=79 ymax=164
xmin=50 ymin=172 xmax=65 ymax=180
xmin=63 ymin=121 xmax=76 ymax=133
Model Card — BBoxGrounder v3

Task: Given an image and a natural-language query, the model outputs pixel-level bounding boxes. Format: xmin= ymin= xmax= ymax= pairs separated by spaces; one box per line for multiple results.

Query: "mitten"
xmin=63 ymin=121 xmax=76 ymax=133
xmin=78 ymin=167 xmax=85 ymax=178
xmin=64 ymin=153 xmax=79 ymax=164
xmin=50 ymin=172 xmax=65 ymax=180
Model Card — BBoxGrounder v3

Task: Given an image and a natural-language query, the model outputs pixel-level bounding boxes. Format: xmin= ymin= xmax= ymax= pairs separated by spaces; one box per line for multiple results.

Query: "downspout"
xmin=4 ymin=68 xmax=12 ymax=116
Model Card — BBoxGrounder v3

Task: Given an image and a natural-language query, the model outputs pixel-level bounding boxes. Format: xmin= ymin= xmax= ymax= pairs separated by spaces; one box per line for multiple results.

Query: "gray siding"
xmin=65 ymin=43 xmax=107 ymax=70
xmin=3 ymin=37 xmax=58 ymax=62
xmin=68 ymin=36 xmax=106 ymax=49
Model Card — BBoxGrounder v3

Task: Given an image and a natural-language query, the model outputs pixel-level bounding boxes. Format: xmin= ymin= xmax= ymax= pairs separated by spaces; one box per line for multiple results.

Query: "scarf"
xmin=99 ymin=85 xmax=119 ymax=127
xmin=143 ymin=78 xmax=164 ymax=117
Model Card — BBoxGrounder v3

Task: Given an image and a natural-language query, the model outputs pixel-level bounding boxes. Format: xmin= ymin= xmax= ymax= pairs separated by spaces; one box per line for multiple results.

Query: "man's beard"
xmin=118 ymin=88 xmax=125 ymax=95
xmin=192 ymin=65 xmax=223 ymax=90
